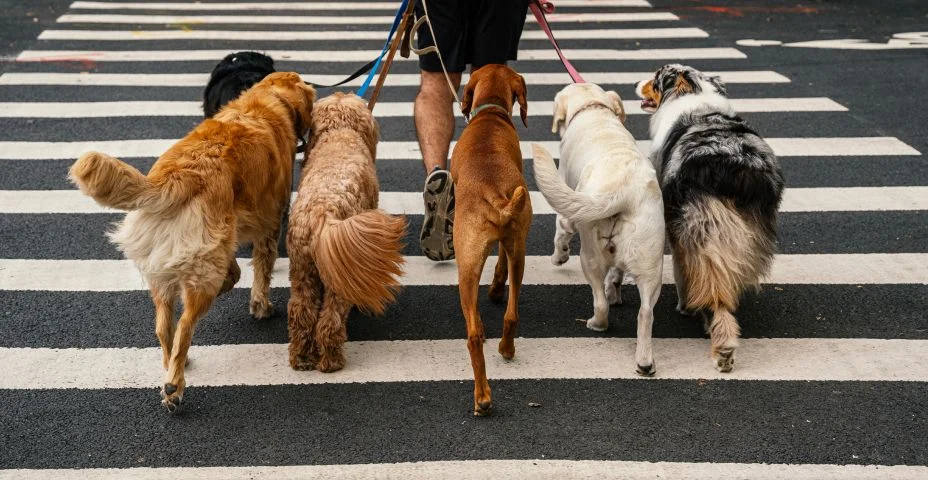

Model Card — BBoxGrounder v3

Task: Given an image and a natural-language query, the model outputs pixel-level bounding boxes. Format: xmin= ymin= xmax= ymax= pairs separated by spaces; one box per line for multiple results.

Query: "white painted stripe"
xmin=17 ymin=47 xmax=741 ymax=63
xmin=0 ymin=138 xmax=918 ymax=160
xmin=0 ymin=71 xmax=791 ymax=87
xmin=5 ymin=187 xmax=925 ymax=215
xmin=1 ymin=337 xmax=926 ymax=390
xmin=4 ymin=461 xmax=927 ymax=480
xmin=69 ymin=0 xmax=654 ymax=11
xmin=0 ymin=98 xmax=845 ymax=118
xmin=39 ymin=27 xmax=708 ymax=41
xmin=0 ymin=254 xmax=924 ymax=291
xmin=56 ymin=12 xmax=678 ymax=24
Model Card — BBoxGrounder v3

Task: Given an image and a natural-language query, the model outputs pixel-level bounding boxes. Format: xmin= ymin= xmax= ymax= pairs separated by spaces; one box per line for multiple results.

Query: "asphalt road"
xmin=0 ymin=0 xmax=926 ymax=477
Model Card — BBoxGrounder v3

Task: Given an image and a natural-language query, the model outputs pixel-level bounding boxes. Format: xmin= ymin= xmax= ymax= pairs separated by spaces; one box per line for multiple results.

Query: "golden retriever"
xmin=287 ymin=92 xmax=406 ymax=373
xmin=69 ymin=71 xmax=315 ymax=411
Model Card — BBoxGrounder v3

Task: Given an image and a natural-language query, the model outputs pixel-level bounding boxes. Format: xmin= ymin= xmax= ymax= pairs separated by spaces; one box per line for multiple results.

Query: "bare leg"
xmin=415 ymin=71 xmax=462 ymax=173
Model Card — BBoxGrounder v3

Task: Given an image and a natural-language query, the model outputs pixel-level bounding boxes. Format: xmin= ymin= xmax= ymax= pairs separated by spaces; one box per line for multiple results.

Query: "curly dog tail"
xmin=313 ymin=210 xmax=407 ymax=315
xmin=69 ymin=151 xmax=194 ymax=214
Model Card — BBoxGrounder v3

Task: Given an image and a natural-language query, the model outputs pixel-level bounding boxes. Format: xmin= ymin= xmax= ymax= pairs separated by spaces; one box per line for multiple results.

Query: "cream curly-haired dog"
xmin=287 ymin=92 xmax=406 ymax=372
xmin=69 ymin=72 xmax=315 ymax=411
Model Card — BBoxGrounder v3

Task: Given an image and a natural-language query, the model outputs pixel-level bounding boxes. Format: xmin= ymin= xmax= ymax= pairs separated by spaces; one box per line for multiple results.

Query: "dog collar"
xmin=566 ymin=102 xmax=616 ymax=125
xmin=466 ymin=102 xmax=510 ymax=123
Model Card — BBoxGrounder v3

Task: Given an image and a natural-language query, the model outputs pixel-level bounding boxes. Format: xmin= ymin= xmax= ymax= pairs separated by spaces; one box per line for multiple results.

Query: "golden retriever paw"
xmin=249 ymin=299 xmax=275 ymax=319
xmin=161 ymin=382 xmax=185 ymax=413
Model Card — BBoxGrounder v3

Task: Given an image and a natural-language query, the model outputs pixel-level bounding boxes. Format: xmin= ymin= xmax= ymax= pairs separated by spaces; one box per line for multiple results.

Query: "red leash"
xmin=529 ymin=0 xmax=586 ymax=83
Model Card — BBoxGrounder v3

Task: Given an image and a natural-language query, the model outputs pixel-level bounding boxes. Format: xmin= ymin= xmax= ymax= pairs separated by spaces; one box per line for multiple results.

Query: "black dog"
xmin=202 ymin=51 xmax=276 ymax=118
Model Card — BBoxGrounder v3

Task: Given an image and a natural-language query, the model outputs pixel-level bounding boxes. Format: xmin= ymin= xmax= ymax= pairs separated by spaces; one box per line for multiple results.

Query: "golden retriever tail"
xmin=673 ymin=196 xmax=776 ymax=313
xmin=531 ymin=143 xmax=630 ymax=224
xmin=314 ymin=210 xmax=407 ymax=315
xmin=69 ymin=151 xmax=193 ymax=213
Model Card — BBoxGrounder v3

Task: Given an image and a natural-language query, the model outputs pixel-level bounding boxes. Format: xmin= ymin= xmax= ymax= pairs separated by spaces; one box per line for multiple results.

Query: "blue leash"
xmin=356 ymin=0 xmax=410 ymax=97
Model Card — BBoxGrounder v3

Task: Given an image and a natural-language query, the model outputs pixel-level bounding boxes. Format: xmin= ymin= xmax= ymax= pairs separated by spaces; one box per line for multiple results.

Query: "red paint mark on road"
xmin=676 ymin=5 xmax=822 ymax=17
xmin=15 ymin=54 xmax=99 ymax=70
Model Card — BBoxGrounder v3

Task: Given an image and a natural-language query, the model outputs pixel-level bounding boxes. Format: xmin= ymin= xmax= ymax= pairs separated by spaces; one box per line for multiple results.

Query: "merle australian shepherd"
xmin=203 ymin=51 xmax=276 ymax=118
xmin=636 ymin=64 xmax=784 ymax=372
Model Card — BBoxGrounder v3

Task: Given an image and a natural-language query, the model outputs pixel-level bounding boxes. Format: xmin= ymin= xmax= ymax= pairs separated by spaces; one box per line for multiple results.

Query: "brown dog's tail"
xmin=313 ymin=210 xmax=407 ymax=315
xmin=495 ymin=186 xmax=529 ymax=227
xmin=69 ymin=151 xmax=193 ymax=214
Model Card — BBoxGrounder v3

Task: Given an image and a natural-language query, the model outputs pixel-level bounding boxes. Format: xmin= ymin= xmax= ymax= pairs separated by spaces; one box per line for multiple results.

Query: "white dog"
xmin=531 ymin=83 xmax=665 ymax=376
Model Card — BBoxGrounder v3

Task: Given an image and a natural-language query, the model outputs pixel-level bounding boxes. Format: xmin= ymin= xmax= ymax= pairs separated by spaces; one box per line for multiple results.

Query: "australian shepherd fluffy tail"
xmin=672 ymin=196 xmax=776 ymax=314
xmin=531 ymin=143 xmax=630 ymax=223
xmin=70 ymin=151 xmax=192 ymax=214
xmin=313 ymin=210 xmax=406 ymax=315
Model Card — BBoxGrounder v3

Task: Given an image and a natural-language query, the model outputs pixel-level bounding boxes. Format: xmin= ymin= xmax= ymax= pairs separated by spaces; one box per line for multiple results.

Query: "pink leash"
xmin=529 ymin=0 xmax=586 ymax=83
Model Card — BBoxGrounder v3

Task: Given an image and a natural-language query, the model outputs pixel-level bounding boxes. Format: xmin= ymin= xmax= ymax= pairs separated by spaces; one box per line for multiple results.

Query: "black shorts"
xmin=414 ymin=0 xmax=529 ymax=73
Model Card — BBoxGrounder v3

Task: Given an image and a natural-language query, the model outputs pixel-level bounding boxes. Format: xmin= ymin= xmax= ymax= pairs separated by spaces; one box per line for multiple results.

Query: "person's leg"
xmin=414 ymin=71 xmax=462 ymax=173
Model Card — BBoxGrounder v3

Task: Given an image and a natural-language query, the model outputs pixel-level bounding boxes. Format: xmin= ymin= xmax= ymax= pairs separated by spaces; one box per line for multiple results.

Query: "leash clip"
xmin=536 ymin=0 xmax=556 ymax=14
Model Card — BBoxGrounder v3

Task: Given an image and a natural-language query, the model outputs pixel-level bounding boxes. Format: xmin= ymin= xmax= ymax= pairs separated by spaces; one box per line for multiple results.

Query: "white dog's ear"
xmin=606 ymin=90 xmax=626 ymax=124
xmin=551 ymin=92 xmax=567 ymax=134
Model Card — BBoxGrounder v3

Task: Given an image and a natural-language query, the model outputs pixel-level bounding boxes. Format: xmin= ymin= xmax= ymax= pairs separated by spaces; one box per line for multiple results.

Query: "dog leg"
xmin=219 ymin=259 xmax=241 ymax=296
xmin=314 ymin=291 xmax=351 ymax=373
xmin=605 ymin=267 xmax=624 ymax=305
xmin=579 ymin=243 xmax=609 ymax=332
xmin=551 ymin=215 xmax=574 ymax=266
xmin=151 ymin=287 xmax=176 ymax=371
xmin=672 ymin=251 xmax=695 ymax=316
xmin=249 ymin=230 xmax=279 ymax=319
xmin=634 ymin=273 xmax=661 ymax=376
xmin=287 ymin=261 xmax=322 ymax=371
xmin=162 ymin=286 xmax=215 ymax=412
xmin=488 ymin=242 xmax=508 ymax=303
xmin=457 ymin=250 xmax=492 ymax=416
xmin=708 ymin=308 xmax=740 ymax=373
xmin=498 ymin=241 xmax=525 ymax=361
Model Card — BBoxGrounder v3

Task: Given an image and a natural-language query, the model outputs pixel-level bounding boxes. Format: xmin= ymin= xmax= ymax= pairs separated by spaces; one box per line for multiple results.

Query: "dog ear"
xmin=460 ymin=72 xmax=479 ymax=118
xmin=551 ymin=91 xmax=567 ymax=134
xmin=709 ymin=75 xmax=728 ymax=96
xmin=511 ymin=73 xmax=528 ymax=127
xmin=606 ymin=90 xmax=626 ymax=125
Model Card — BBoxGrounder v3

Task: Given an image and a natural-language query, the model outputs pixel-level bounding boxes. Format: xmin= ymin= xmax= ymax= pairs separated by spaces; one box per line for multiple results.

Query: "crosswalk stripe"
xmin=0 ymin=71 xmax=791 ymax=86
xmin=2 ymin=337 xmax=926 ymax=390
xmin=38 ymin=28 xmax=709 ymax=41
xmin=5 ymin=460 xmax=927 ymax=480
xmin=0 ymin=254 xmax=924 ymax=291
xmin=69 ymin=0 xmax=656 ymax=10
xmin=16 ymin=47 xmax=743 ymax=62
xmin=3 ymin=187 xmax=925 ymax=215
xmin=0 ymin=138 xmax=918 ymax=160
xmin=0 ymin=98 xmax=846 ymax=118
xmin=56 ymin=12 xmax=679 ymax=24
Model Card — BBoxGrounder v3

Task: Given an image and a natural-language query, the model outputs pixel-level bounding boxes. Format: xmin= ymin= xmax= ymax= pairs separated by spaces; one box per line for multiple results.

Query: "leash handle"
xmin=357 ymin=0 xmax=411 ymax=97
xmin=529 ymin=0 xmax=586 ymax=83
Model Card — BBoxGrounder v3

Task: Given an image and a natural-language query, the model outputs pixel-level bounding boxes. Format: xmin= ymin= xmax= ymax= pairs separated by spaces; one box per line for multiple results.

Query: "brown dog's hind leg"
xmin=457 ymin=247 xmax=492 ymax=416
xmin=162 ymin=286 xmax=215 ymax=412
xmin=152 ymin=287 xmax=176 ymax=371
xmin=498 ymin=240 xmax=524 ymax=361
xmin=287 ymin=261 xmax=323 ymax=371
xmin=488 ymin=242 xmax=508 ymax=303
xmin=314 ymin=291 xmax=351 ymax=373
xmin=249 ymin=229 xmax=279 ymax=319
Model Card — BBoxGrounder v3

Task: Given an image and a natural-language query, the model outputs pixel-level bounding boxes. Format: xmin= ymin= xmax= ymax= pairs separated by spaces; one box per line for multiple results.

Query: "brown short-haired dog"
xmin=452 ymin=64 xmax=532 ymax=416
xmin=69 ymin=72 xmax=315 ymax=411
xmin=287 ymin=92 xmax=406 ymax=373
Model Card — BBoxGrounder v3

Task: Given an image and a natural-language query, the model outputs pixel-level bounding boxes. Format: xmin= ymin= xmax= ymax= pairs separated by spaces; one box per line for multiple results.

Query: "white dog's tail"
xmin=313 ymin=210 xmax=407 ymax=315
xmin=531 ymin=143 xmax=631 ymax=224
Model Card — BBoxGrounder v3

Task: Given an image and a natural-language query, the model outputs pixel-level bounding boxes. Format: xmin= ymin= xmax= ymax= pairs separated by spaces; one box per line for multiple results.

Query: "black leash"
xmin=303 ymin=58 xmax=380 ymax=88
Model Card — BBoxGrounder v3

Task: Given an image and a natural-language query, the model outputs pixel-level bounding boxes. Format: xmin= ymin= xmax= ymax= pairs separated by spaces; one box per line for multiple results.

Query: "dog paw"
xmin=636 ymin=362 xmax=656 ymax=377
xmin=713 ymin=348 xmax=736 ymax=373
xmin=290 ymin=355 xmax=316 ymax=371
xmin=316 ymin=352 xmax=345 ymax=373
xmin=605 ymin=284 xmax=623 ymax=305
xmin=160 ymin=382 xmax=185 ymax=413
xmin=551 ymin=253 xmax=568 ymax=266
xmin=474 ymin=399 xmax=492 ymax=417
xmin=250 ymin=299 xmax=275 ymax=319
xmin=488 ymin=284 xmax=506 ymax=303
xmin=578 ymin=317 xmax=608 ymax=332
